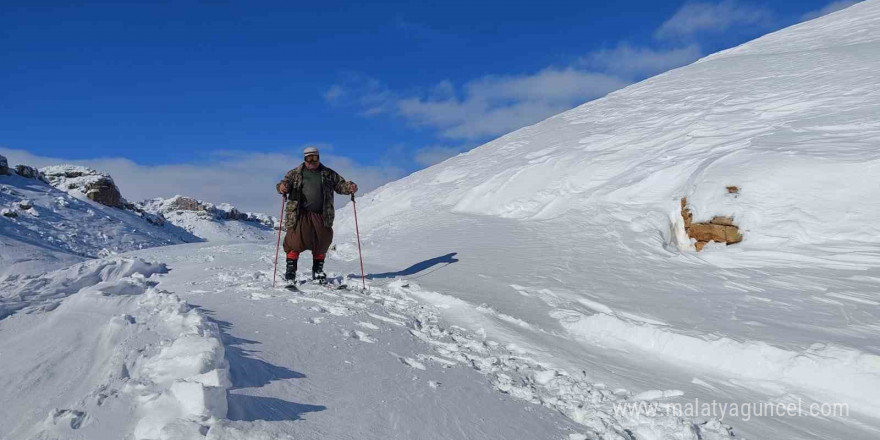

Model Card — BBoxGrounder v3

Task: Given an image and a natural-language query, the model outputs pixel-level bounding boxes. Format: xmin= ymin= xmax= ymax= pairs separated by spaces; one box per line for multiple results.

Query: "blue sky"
xmin=0 ymin=0 xmax=859 ymax=212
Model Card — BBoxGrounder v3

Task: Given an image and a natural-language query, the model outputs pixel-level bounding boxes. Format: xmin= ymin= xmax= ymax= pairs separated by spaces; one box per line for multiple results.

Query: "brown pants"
xmin=283 ymin=211 xmax=333 ymax=258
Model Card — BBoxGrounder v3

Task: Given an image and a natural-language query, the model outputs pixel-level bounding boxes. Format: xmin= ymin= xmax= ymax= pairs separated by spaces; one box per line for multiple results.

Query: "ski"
xmin=296 ymin=277 xmax=348 ymax=290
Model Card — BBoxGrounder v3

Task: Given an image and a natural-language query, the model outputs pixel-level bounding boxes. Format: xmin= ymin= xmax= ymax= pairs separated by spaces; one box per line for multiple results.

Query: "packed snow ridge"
xmin=0 ymin=258 xmax=231 ymax=439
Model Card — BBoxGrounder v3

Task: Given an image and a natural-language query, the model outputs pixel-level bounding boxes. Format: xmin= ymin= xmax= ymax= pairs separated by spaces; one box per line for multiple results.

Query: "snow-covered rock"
xmin=137 ymin=196 xmax=275 ymax=242
xmin=39 ymin=165 xmax=274 ymax=241
xmin=42 ymin=165 xmax=125 ymax=208
xmin=140 ymin=196 xmax=272 ymax=227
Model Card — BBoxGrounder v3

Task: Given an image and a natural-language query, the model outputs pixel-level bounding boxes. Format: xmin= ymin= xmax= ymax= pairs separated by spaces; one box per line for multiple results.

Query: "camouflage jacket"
xmin=276 ymin=164 xmax=355 ymax=231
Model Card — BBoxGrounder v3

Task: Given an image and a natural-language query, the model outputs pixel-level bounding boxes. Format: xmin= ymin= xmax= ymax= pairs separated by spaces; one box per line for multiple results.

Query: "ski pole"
xmin=272 ymin=195 xmax=286 ymax=288
xmin=351 ymin=193 xmax=367 ymax=291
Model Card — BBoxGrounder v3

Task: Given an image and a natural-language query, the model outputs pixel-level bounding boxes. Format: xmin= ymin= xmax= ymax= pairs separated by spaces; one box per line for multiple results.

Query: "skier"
xmin=276 ymin=146 xmax=358 ymax=284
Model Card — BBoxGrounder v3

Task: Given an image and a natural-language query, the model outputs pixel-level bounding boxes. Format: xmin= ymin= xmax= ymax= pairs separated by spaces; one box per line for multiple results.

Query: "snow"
xmin=127 ymin=242 xmax=732 ymax=440
xmin=0 ymin=171 xmax=197 ymax=277
xmin=0 ymin=257 xmax=230 ymax=440
xmin=324 ymin=2 xmax=880 ymax=438
xmin=3 ymin=2 xmax=880 ymax=439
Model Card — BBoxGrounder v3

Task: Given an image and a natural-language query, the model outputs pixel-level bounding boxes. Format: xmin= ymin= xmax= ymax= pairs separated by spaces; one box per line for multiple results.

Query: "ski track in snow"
xmin=123 ymin=242 xmax=737 ymax=440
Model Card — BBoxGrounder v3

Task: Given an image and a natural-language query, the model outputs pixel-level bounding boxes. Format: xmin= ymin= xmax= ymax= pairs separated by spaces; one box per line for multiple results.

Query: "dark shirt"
xmin=301 ymin=167 xmax=324 ymax=213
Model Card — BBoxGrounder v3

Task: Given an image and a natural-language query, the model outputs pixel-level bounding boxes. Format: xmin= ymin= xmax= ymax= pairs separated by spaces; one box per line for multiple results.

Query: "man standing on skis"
xmin=276 ymin=146 xmax=358 ymax=283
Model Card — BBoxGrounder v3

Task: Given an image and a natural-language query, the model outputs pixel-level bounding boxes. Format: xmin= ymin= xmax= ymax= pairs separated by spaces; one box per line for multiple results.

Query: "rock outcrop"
xmin=681 ymin=195 xmax=743 ymax=251
xmin=138 ymin=196 xmax=273 ymax=228
xmin=165 ymin=196 xmax=208 ymax=212
xmin=41 ymin=165 xmax=125 ymax=208
xmin=15 ymin=165 xmax=42 ymax=180
xmin=0 ymin=155 xmax=9 ymax=176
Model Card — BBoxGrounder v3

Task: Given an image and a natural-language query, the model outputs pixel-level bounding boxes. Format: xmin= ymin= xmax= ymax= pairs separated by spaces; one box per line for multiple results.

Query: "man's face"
xmin=304 ymin=154 xmax=320 ymax=170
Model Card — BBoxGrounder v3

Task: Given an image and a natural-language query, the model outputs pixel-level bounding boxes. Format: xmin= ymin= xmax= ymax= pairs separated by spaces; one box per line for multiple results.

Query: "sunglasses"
xmin=304 ymin=155 xmax=319 ymax=163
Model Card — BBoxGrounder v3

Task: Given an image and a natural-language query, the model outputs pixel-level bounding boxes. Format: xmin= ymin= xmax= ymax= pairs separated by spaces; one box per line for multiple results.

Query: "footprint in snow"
xmin=45 ymin=409 xmax=87 ymax=430
xmin=391 ymin=353 xmax=426 ymax=370
xmin=356 ymin=321 xmax=380 ymax=330
xmin=348 ymin=330 xmax=377 ymax=343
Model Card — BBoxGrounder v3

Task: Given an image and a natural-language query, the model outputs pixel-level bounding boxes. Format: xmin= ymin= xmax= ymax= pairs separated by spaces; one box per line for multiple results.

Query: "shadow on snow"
xmin=195 ymin=306 xmax=327 ymax=423
xmin=353 ymin=252 xmax=459 ymax=280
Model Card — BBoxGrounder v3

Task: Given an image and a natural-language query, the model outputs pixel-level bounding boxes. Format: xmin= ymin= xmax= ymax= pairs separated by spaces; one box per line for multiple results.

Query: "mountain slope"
xmin=0 ymin=160 xmax=277 ymax=277
xmin=330 ymin=2 xmax=880 ymax=439
xmin=0 ymin=163 xmax=198 ymax=277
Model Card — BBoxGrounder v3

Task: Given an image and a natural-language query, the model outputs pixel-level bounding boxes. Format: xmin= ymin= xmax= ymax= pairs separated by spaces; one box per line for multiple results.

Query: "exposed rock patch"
xmin=681 ymin=196 xmax=743 ymax=251
xmin=0 ymin=155 xmax=9 ymax=176
xmin=165 ymin=196 xmax=207 ymax=212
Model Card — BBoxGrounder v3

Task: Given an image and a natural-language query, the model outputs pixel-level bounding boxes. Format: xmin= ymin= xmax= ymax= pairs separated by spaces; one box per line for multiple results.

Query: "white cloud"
xmin=394 ymin=68 xmax=629 ymax=140
xmin=329 ymin=43 xmax=706 ymax=143
xmin=655 ymin=1 xmax=774 ymax=40
xmin=0 ymin=147 xmax=405 ymax=215
xmin=583 ymin=43 xmax=703 ymax=78
xmin=325 ymin=5 xmax=734 ymax=145
xmin=800 ymin=1 xmax=860 ymax=21
xmin=413 ymin=145 xmax=471 ymax=167
xmin=463 ymin=68 xmax=627 ymax=103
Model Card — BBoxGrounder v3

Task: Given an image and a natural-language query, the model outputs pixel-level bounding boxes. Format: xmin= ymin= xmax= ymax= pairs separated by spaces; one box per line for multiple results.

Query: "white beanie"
xmin=303 ymin=146 xmax=319 ymax=157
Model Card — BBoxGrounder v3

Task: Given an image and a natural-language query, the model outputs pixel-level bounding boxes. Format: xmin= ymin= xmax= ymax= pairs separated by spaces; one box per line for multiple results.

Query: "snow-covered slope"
xmin=0 ymin=161 xmax=199 ymax=277
xmin=329 ymin=2 xmax=880 ymax=439
xmin=39 ymin=164 xmax=276 ymax=243
xmin=1 ymin=159 xmax=275 ymax=277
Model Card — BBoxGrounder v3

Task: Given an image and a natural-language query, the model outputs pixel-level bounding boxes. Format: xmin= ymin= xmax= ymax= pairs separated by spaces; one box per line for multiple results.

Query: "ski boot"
xmin=284 ymin=257 xmax=298 ymax=286
xmin=312 ymin=258 xmax=327 ymax=284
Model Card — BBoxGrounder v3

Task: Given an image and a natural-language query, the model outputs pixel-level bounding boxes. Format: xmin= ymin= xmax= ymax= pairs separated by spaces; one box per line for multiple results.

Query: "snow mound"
xmin=0 ymin=257 xmax=167 ymax=320
xmin=0 ymin=257 xmax=231 ymax=439
xmin=553 ymin=309 xmax=880 ymax=416
xmin=130 ymin=289 xmax=230 ymax=439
